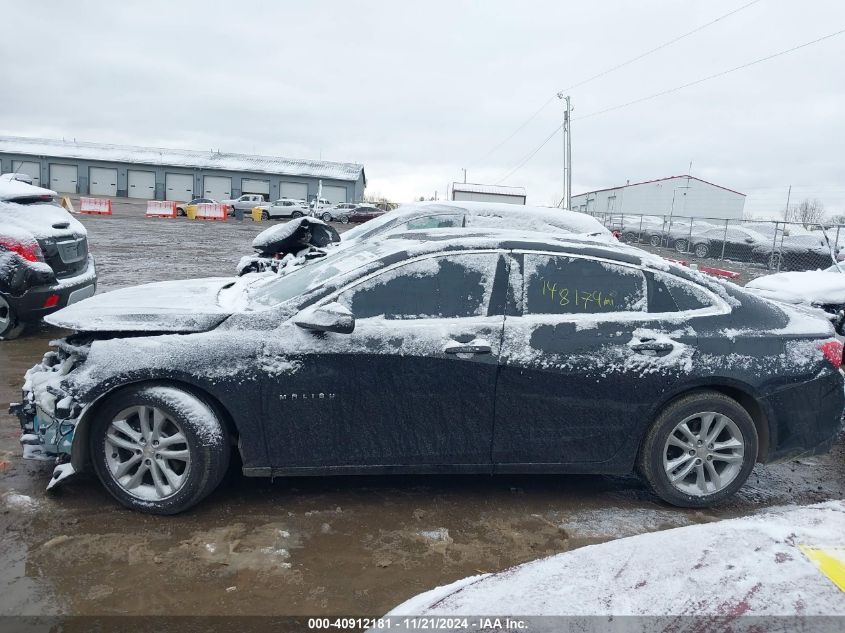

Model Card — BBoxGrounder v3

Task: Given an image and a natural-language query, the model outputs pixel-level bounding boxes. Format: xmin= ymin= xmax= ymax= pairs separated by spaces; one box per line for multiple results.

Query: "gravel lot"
xmin=1 ymin=199 xmax=843 ymax=618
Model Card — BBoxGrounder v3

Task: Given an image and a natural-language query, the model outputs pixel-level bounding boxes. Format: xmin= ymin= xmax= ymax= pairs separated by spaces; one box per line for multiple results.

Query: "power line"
xmin=561 ymin=0 xmax=763 ymax=93
xmin=577 ymin=27 xmax=845 ymax=120
xmin=495 ymin=125 xmax=562 ymax=184
xmin=469 ymin=0 xmax=761 ymax=169
xmin=496 ymin=26 xmax=845 ymax=183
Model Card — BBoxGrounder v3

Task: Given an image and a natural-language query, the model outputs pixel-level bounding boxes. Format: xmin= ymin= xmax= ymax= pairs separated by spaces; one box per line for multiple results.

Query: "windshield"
xmin=248 ymin=241 xmax=385 ymax=307
xmin=340 ymin=213 xmax=401 ymax=242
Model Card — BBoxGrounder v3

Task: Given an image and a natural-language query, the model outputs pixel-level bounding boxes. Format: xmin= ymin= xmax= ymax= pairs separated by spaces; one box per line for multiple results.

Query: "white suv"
xmin=258 ymin=198 xmax=309 ymax=220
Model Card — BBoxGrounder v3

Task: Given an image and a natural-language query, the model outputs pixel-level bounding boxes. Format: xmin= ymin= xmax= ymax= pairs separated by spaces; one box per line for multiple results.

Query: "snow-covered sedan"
xmin=236 ymin=201 xmax=613 ymax=275
xmin=11 ymin=229 xmax=843 ymax=514
xmin=0 ymin=179 xmax=97 ymax=338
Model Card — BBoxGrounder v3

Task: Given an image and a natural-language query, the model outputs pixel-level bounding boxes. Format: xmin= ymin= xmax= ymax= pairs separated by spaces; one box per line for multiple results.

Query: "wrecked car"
xmin=0 ymin=179 xmax=97 ymax=339
xmin=236 ymin=201 xmax=612 ymax=276
xmin=11 ymin=228 xmax=844 ymax=514
xmin=237 ymin=217 xmax=341 ymax=275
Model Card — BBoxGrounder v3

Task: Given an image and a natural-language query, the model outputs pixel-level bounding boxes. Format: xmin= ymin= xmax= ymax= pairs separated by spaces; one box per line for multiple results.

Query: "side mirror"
xmin=294 ymin=302 xmax=355 ymax=334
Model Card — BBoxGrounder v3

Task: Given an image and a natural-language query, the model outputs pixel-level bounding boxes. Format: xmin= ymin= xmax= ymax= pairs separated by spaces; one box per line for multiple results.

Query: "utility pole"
xmin=784 ymin=185 xmax=792 ymax=221
xmin=557 ymin=93 xmax=572 ymax=210
xmin=462 ymin=168 xmax=467 ymax=184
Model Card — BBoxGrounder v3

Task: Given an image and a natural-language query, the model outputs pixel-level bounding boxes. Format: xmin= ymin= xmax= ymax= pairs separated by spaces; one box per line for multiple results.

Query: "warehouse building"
xmin=450 ymin=182 xmax=526 ymax=205
xmin=571 ymin=175 xmax=745 ymax=220
xmin=0 ymin=136 xmax=366 ymax=203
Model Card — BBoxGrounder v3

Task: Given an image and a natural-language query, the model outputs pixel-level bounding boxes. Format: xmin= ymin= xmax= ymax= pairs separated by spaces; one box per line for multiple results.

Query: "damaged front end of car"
xmin=9 ymin=338 xmax=91 ymax=490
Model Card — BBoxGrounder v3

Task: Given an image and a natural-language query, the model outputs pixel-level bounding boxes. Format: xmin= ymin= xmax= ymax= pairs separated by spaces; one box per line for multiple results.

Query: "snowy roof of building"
xmin=451 ymin=182 xmax=527 ymax=197
xmin=573 ymin=175 xmax=745 ymax=198
xmin=0 ymin=136 xmax=365 ymax=183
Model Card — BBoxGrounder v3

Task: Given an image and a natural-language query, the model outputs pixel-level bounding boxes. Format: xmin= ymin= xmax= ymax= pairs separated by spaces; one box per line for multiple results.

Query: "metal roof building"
xmin=571 ymin=175 xmax=745 ymax=221
xmin=0 ymin=136 xmax=366 ymax=203
xmin=450 ymin=182 xmax=526 ymax=205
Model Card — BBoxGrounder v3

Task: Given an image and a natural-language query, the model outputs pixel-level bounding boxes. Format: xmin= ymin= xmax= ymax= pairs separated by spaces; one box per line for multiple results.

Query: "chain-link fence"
xmin=585 ymin=212 xmax=843 ymax=282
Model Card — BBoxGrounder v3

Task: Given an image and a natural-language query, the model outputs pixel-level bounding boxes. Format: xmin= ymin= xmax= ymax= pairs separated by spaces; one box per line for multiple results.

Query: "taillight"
xmin=819 ymin=340 xmax=843 ymax=370
xmin=0 ymin=237 xmax=44 ymax=262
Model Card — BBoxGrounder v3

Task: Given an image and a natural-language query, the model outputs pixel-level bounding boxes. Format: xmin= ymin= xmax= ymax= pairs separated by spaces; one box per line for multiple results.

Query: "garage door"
xmin=12 ymin=160 xmax=40 ymax=186
xmin=165 ymin=173 xmax=194 ymax=201
xmin=241 ymin=178 xmax=269 ymax=197
xmin=280 ymin=182 xmax=308 ymax=200
xmin=127 ymin=170 xmax=156 ymax=199
xmin=50 ymin=164 xmax=78 ymax=193
xmin=89 ymin=167 xmax=118 ymax=196
xmin=203 ymin=175 xmax=231 ymax=201
xmin=321 ymin=185 xmax=347 ymax=204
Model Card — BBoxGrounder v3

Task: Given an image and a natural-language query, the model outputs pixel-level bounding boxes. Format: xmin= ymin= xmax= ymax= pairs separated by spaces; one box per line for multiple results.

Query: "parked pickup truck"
xmin=222 ymin=194 xmax=266 ymax=216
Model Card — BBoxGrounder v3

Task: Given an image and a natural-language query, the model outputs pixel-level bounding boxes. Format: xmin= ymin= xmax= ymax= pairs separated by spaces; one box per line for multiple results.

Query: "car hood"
xmin=745 ymin=270 xmax=845 ymax=306
xmin=45 ymin=277 xmax=238 ymax=332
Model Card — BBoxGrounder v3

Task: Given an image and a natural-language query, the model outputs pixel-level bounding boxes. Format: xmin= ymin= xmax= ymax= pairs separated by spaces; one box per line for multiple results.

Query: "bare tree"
xmin=785 ymin=198 xmax=825 ymax=227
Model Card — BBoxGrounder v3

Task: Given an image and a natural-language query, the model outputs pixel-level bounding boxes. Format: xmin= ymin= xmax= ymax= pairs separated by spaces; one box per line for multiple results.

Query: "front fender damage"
xmin=9 ymin=340 xmax=88 ymax=489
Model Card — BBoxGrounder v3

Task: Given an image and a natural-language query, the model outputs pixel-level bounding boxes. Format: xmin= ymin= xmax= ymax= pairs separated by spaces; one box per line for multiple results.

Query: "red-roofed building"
xmin=571 ymin=175 xmax=745 ymax=220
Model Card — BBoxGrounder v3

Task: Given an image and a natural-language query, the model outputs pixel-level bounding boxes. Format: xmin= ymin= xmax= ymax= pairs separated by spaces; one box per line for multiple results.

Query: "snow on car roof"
xmin=0 ymin=178 xmax=57 ymax=201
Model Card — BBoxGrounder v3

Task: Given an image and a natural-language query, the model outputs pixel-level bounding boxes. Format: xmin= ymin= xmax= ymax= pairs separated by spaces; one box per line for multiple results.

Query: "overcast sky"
xmin=1 ymin=0 xmax=843 ymax=216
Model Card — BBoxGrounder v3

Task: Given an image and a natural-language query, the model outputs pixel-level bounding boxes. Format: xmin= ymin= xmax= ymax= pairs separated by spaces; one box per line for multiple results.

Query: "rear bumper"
xmin=763 ymin=368 xmax=845 ymax=462
xmin=6 ymin=256 xmax=96 ymax=322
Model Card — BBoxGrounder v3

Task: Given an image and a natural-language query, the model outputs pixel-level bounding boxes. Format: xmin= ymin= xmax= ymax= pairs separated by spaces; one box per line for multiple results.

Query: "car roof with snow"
xmin=340 ymin=200 xmax=612 ymax=244
xmin=0 ymin=179 xmax=57 ymax=202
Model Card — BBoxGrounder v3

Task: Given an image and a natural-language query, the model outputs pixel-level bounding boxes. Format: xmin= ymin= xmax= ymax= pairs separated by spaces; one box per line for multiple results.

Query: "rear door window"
xmin=522 ymin=254 xmax=647 ymax=315
xmin=337 ymin=253 xmax=501 ymax=320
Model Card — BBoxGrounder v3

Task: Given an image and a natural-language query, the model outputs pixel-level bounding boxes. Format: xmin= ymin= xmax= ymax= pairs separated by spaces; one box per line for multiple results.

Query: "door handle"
xmin=444 ymin=339 xmax=492 ymax=355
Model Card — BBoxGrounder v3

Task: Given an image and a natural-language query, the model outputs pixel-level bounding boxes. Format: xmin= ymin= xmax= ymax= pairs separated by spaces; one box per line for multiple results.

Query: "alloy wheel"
xmin=662 ymin=411 xmax=744 ymax=497
xmin=0 ymin=294 xmax=11 ymax=333
xmin=105 ymin=405 xmax=191 ymax=501
xmin=694 ymin=244 xmax=709 ymax=258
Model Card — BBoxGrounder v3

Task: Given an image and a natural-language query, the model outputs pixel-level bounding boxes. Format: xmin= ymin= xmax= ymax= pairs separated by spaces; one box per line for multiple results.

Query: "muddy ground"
xmin=1 ymin=199 xmax=843 ymax=619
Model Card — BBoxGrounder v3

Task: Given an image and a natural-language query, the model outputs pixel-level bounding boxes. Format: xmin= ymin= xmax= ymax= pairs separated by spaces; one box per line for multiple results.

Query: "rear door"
xmin=263 ymin=251 xmax=509 ymax=471
xmin=493 ymin=252 xmax=699 ymax=469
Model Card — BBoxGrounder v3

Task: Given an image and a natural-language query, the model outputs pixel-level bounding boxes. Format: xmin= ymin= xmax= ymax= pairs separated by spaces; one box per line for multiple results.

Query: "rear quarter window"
xmin=649 ymin=273 xmax=715 ymax=312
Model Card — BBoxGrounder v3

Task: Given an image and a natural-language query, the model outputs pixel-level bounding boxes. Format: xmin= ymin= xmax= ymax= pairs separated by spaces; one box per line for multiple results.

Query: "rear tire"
xmin=649 ymin=235 xmax=662 ymax=248
xmin=623 ymin=232 xmax=639 ymax=244
xmin=0 ymin=295 xmax=25 ymax=340
xmin=693 ymin=243 xmax=709 ymax=259
xmin=89 ymin=385 xmax=230 ymax=514
xmin=321 ymin=212 xmax=333 ymax=222
xmin=674 ymin=239 xmax=689 ymax=254
xmin=291 ymin=211 xmax=303 ymax=219
xmin=637 ymin=391 xmax=757 ymax=508
xmin=339 ymin=215 xmax=349 ymax=224
xmin=261 ymin=210 xmax=270 ymax=220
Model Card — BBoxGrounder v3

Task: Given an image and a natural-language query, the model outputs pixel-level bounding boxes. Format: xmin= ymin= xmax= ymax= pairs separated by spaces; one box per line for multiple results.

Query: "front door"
xmin=493 ymin=252 xmax=698 ymax=469
xmin=262 ymin=251 xmax=508 ymax=472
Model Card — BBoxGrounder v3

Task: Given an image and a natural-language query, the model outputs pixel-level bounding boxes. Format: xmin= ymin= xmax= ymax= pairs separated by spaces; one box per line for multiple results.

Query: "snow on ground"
xmin=384 ymin=501 xmax=845 ymax=628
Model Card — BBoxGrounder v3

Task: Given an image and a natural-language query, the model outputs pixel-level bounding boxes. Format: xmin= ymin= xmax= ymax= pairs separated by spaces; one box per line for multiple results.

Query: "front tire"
xmin=321 ymin=212 xmax=333 ymax=222
xmin=261 ymin=210 xmax=270 ymax=221
xmin=89 ymin=385 xmax=230 ymax=514
xmin=0 ymin=294 xmax=25 ymax=340
xmin=674 ymin=239 xmax=688 ymax=254
xmin=637 ymin=391 xmax=757 ymax=508
xmin=693 ymin=243 xmax=709 ymax=259
xmin=649 ymin=235 xmax=662 ymax=248
xmin=291 ymin=211 xmax=303 ymax=219
xmin=339 ymin=215 xmax=349 ymax=224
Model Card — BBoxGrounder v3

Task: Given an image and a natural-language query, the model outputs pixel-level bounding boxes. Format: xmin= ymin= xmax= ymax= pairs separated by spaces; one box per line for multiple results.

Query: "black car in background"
xmin=13 ymin=230 xmax=843 ymax=513
xmin=686 ymin=226 xmax=769 ymax=260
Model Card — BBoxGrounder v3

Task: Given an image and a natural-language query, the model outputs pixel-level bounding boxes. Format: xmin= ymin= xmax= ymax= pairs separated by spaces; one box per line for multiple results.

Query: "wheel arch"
xmin=70 ymin=378 xmax=240 ymax=473
xmin=647 ymin=379 xmax=772 ymax=463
